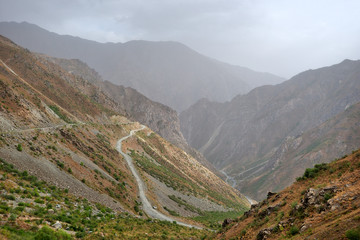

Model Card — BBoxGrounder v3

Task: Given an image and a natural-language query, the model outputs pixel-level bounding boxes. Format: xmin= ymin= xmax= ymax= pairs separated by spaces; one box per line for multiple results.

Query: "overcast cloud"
xmin=0 ymin=0 xmax=359 ymax=78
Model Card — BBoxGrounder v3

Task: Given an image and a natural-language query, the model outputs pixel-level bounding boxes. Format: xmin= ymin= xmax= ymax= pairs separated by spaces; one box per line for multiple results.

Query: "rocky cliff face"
xmin=0 ymin=21 xmax=284 ymax=111
xmin=180 ymin=59 xmax=360 ymax=200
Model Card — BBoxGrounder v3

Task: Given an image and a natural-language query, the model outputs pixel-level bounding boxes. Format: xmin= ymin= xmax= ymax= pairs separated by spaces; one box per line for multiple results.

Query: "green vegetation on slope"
xmin=0 ymin=158 xmax=211 ymax=239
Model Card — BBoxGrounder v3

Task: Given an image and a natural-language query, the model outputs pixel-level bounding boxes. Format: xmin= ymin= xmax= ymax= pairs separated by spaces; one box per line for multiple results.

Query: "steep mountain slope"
xmin=35 ymin=55 xmax=187 ymax=155
xmin=180 ymin=59 xmax=360 ymax=200
xmin=0 ymin=35 xmax=249 ymax=233
xmin=36 ymin=54 xmax=216 ymax=173
xmin=217 ymin=149 xmax=360 ymax=240
xmin=0 ymin=21 xmax=284 ymax=111
xmin=241 ymin=102 xmax=360 ymax=200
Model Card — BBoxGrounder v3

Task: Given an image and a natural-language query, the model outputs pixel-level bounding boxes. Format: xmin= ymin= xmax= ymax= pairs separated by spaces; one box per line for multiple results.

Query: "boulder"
xmin=52 ymin=221 xmax=62 ymax=229
xmin=222 ymin=218 xmax=233 ymax=228
xmin=256 ymin=228 xmax=272 ymax=240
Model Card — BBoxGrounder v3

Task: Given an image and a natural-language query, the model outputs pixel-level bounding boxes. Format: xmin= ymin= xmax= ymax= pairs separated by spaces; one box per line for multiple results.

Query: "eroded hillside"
xmin=217 ymin=149 xmax=360 ymax=240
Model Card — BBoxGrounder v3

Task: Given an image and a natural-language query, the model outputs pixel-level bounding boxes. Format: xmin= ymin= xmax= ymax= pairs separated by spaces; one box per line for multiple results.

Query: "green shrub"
xmin=9 ymin=214 xmax=17 ymax=221
xmin=346 ymin=228 xmax=360 ymax=240
xmin=35 ymin=226 xmax=72 ymax=240
xmin=289 ymin=226 xmax=299 ymax=236
xmin=35 ymin=198 xmax=45 ymax=204
xmin=300 ymin=163 xmax=329 ymax=180
xmin=4 ymin=195 xmax=16 ymax=200
xmin=17 ymin=143 xmax=22 ymax=151
xmin=291 ymin=201 xmax=298 ymax=209
xmin=324 ymin=193 xmax=334 ymax=201
xmin=56 ymin=161 xmax=64 ymax=169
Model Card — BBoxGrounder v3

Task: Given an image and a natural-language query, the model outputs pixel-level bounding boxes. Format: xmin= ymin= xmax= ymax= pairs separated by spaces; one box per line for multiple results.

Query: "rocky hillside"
xmin=240 ymin=102 xmax=360 ymax=200
xmin=35 ymin=55 xmax=187 ymax=156
xmin=0 ymin=158 xmax=209 ymax=239
xmin=0 ymin=21 xmax=284 ymax=111
xmin=180 ymin=59 xmax=360 ymax=200
xmin=217 ymin=149 xmax=360 ymax=240
xmin=36 ymin=54 xmax=217 ymax=174
xmin=0 ymin=35 xmax=250 ymax=237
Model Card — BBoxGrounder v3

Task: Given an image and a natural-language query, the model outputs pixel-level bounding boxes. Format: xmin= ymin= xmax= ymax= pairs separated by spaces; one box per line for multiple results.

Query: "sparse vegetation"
xmin=168 ymin=195 xmax=203 ymax=215
xmin=163 ymin=206 xmax=179 ymax=216
xmin=216 ymin=149 xmax=360 ymax=239
xmin=192 ymin=211 xmax=244 ymax=229
xmin=49 ymin=105 xmax=72 ymax=123
xmin=0 ymin=157 xmax=210 ymax=239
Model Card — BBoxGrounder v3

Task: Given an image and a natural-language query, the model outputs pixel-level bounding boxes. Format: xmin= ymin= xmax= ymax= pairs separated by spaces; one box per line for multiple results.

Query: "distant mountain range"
xmin=0 ymin=21 xmax=284 ymax=111
xmin=180 ymin=59 xmax=360 ymax=200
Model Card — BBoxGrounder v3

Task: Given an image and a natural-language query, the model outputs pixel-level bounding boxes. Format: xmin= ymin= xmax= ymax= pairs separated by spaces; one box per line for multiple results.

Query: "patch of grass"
xmin=164 ymin=207 xmax=179 ymax=216
xmin=192 ymin=211 xmax=243 ymax=229
xmin=49 ymin=105 xmax=71 ymax=123
xmin=131 ymin=151 xmax=196 ymax=193
xmin=346 ymin=227 xmax=360 ymax=240
xmin=0 ymin=224 xmax=36 ymax=240
xmin=168 ymin=195 xmax=203 ymax=215
xmin=35 ymin=225 xmax=72 ymax=239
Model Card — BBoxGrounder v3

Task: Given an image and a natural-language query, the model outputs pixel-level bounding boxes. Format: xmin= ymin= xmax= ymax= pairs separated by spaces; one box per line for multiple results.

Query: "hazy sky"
xmin=0 ymin=0 xmax=359 ymax=78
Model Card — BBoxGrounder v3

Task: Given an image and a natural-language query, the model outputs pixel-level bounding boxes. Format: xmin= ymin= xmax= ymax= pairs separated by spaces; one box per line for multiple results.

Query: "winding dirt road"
xmin=116 ymin=125 xmax=201 ymax=229
xmin=1 ymin=58 xmax=202 ymax=229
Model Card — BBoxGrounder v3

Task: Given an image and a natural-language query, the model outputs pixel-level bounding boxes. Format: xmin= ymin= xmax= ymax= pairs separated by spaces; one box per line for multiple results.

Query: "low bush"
xmin=346 ymin=228 xmax=360 ymax=240
xmin=16 ymin=144 xmax=22 ymax=152
xmin=289 ymin=225 xmax=299 ymax=236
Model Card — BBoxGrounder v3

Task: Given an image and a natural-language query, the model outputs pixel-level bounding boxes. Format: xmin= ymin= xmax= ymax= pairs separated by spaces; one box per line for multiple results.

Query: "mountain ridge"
xmin=180 ymin=58 xmax=360 ymax=200
xmin=0 ymin=21 xmax=284 ymax=111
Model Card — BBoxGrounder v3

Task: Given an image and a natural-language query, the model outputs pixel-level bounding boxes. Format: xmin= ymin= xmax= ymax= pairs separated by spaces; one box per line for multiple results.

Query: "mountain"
xmin=0 ymin=21 xmax=284 ymax=111
xmin=0 ymin=35 xmax=250 ymax=236
xmin=180 ymin=59 xmax=360 ymax=200
xmin=217 ymin=149 xmax=360 ymax=239
xmin=35 ymin=54 xmax=217 ymax=173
